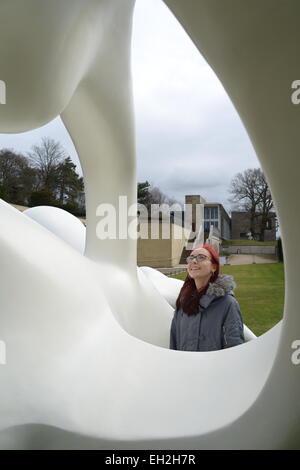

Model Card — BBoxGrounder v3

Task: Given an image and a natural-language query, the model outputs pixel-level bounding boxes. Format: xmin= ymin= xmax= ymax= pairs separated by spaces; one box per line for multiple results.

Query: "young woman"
xmin=170 ymin=244 xmax=245 ymax=351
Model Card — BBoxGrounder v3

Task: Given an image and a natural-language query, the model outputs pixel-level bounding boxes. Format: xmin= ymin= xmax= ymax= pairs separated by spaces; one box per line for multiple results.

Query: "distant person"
xmin=170 ymin=244 xmax=245 ymax=351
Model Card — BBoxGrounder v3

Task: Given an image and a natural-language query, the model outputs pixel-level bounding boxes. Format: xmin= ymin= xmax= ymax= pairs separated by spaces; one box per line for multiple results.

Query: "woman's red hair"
xmin=176 ymin=244 xmax=220 ymax=316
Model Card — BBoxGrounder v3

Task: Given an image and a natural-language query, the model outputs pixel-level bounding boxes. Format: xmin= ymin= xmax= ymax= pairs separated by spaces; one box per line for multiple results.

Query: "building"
xmin=137 ymin=195 xmax=231 ymax=267
xmin=203 ymin=203 xmax=231 ymax=241
xmin=231 ymin=211 xmax=276 ymax=241
xmin=185 ymin=195 xmax=231 ymax=242
xmin=137 ymin=213 xmax=190 ymax=268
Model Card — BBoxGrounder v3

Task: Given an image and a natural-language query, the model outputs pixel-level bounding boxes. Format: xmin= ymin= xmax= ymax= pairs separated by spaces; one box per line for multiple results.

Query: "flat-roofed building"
xmin=231 ymin=211 xmax=276 ymax=241
xmin=184 ymin=195 xmax=231 ymax=242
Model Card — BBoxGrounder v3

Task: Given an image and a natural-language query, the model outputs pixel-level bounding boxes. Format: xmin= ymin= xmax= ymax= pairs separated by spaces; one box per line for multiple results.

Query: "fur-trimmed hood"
xmin=199 ymin=274 xmax=236 ymax=309
xmin=206 ymin=274 xmax=236 ymax=297
xmin=199 ymin=274 xmax=236 ymax=308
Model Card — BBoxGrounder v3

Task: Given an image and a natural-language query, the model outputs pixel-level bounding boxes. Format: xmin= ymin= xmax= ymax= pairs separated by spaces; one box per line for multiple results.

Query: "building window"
xmin=204 ymin=207 xmax=210 ymax=219
xmin=204 ymin=207 xmax=218 ymax=219
xmin=212 ymin=207 xmax=218 ymax=219
xmin=204 ymin=221 xmax=210 ymax=232
xmin=240 ymin=232 xmax=247 ymax=238
xmin=266 ymin=219 xmax=272 ymax=230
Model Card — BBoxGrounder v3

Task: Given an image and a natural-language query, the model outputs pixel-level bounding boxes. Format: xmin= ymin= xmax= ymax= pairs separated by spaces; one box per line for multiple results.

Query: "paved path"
xmin=228 ymin=254 xmax=278 ymax=265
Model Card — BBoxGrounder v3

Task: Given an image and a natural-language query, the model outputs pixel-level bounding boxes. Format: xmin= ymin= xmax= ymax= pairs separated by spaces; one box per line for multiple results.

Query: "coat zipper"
xmin=223 ymin=325 xmax=227 ymax=346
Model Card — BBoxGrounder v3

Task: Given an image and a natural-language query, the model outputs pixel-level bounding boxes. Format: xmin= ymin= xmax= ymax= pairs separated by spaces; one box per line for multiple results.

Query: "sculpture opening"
xmin=0 ymin=0 xmax=298 ymax=450
xmin=132 ymin=0 xmax=284 ymax=342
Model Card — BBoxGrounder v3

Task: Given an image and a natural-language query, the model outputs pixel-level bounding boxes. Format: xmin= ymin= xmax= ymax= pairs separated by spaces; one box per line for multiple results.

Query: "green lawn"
xmin=171 ymin=263 xmax=285 ymax=337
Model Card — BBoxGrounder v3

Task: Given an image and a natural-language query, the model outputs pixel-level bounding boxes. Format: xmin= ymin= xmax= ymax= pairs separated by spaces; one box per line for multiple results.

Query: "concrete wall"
xmin=220 ymin=205 xmax=231 ymax=239
xmin=137 ymin=221 xmax=190 ymax=268
xmin=222 ymin=245 xmax=276 ymax=255
xmin=231 ymin=211 xmax=276 ymax=241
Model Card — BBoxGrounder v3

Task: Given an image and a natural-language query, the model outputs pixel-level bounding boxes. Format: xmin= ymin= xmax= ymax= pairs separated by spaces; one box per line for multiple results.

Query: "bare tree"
xmin=256 ymin=170 xmax=274 ymax=241
xmin=137 ymin=181 xmax=181 ymax=213
xmin=228 ymin=168 xmax=275 ymax=240
xmin=28 ymin=137 xmax=66 ymax=191
xmin=149 ymin=185 xmax=180 ymax=207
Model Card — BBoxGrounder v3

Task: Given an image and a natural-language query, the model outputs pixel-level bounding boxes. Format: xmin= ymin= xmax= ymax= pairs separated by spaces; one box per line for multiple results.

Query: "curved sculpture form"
xmin=24 ymin=206 xmax=86 ymax=255
xmin=23 ymin=205 xmax=257 ymax=341
xmin=0 ymin=0 xmax=298 ymax=449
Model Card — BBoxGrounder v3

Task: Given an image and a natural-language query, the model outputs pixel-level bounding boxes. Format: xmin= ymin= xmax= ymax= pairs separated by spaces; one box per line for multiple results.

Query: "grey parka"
xmin=170 ymin=274 xmax=245 ymax=351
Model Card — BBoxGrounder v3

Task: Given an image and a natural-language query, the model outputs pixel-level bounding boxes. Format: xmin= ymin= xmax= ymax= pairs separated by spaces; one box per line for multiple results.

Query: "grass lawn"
xmin=171 ymin=263 xmax=285 ymax=337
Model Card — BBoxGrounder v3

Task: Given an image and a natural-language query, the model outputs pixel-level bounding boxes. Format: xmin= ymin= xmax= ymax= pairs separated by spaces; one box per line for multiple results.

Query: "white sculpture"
xmin=0 ymin=0 xmax=298 ymax=449
xmin=23 ymin=205 xmax=256 ymax=341
xmin=24 ymin=206 xmax=86 ymax=255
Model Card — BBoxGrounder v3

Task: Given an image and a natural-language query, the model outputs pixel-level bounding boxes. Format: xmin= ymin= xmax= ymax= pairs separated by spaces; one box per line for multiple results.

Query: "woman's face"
xmin=187 ymin=246 xmax=217 ymax=282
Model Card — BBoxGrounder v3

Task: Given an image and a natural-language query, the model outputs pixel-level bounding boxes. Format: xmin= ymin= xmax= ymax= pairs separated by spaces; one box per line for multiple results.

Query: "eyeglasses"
xmin=186 ymin=254 xmax=211 ymax=264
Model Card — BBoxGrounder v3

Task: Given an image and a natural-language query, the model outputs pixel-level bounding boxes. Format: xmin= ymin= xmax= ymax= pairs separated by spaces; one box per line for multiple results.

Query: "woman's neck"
xmin=195 ymin=275 xmax=211 ymax=291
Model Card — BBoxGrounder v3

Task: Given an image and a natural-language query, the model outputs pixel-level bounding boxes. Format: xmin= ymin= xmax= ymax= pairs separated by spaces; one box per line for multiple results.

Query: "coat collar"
xmin=199 ymin=274 xmax=236 ymax=309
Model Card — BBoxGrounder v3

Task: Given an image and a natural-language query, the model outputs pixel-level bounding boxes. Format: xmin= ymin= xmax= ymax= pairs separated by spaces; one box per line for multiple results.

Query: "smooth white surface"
xmin=20 ymin=205 xmax=257 ymax=341
xmin=24 ymin=206 xmax=86 ymax=255
xmin=0 ymin=0 xmax=297 ymax=449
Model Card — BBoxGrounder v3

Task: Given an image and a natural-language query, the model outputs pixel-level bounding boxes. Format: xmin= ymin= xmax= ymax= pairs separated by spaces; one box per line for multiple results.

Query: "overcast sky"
xmin=0 ymin=0 xmax=260 ymax=214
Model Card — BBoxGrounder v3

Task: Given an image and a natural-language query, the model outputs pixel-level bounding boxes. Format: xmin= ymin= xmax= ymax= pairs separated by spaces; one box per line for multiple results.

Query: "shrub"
xmin=28 ymin=189 xmax=56 ymax=207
